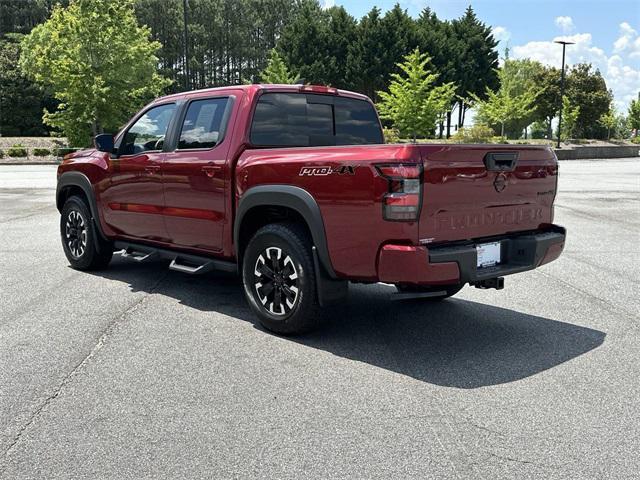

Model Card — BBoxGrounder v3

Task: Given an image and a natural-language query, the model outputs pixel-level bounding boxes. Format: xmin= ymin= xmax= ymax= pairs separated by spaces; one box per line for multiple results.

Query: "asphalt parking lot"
xmin=1 ymin=159 xmax=639 ymax=479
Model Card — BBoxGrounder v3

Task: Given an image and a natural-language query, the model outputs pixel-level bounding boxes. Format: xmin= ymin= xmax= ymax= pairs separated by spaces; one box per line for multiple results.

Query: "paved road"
xmin=1 ymin=160 xmax=639 ymax=479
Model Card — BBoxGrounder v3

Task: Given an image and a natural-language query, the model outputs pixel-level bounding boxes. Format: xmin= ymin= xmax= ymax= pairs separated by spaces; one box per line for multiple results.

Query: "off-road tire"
xmin=242 ymin=223 xmax=322 ymax=335
xmin=60 ymin=196 xmax=113 ymax=270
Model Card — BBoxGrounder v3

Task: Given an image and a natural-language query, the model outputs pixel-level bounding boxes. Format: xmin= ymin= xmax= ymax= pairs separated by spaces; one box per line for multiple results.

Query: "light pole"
xmin=554 ymin=39 xmax=574 ymax=148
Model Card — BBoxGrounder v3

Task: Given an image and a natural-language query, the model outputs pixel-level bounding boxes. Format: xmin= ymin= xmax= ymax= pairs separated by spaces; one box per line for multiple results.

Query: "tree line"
xmin=0 ymin=0 xmax=636 ymax=145
xmin=0 ymin=0 xmax=499 ymax=141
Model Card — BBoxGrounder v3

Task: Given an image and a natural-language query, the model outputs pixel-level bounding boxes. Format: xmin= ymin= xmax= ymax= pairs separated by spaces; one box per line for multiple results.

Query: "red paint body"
xmin=58 ymin=84 xmax=564 ymax=285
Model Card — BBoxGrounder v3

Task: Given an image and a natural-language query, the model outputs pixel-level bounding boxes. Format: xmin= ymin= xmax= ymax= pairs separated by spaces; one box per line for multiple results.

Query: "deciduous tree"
xmin=566 ymin=63 xmax=612 ymax=138
xmin=19 ymin=0 xmax=170 ymax=146
xmin=377 ymin=48 xmax=456 ymax=140
xmin=598 ymin=108 xmax=617 ymax=140
xmin=259 ymin=49 xmax=296 ymax=83
xmin=532 ymin=65 xmax=561 ymax=139
xmin=628 ymin=93 xmax=640 ymax=135
xmin=472 ymin=65 xmax=538 ymax=138
xmin=559 ymin=95 xmax=580 ymax=141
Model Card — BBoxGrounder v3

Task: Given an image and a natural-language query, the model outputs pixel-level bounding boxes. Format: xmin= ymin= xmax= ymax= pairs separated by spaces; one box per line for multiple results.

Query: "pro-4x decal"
xmin=299 ymin=165 xmax=358 ymax=176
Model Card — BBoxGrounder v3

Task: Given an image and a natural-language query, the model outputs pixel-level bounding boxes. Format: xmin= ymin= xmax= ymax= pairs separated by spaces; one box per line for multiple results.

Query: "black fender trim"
xmin=234 ymin=185 xmax=338 ymax=279
xmin=56 ymin=171 xmax=108 ymax=241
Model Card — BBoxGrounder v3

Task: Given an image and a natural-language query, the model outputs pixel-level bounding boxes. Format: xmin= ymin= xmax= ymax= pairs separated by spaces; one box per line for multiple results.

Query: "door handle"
xmin=202 ymin=165 xmax=222 ymax=178
xmin=144 ymin=165 xmax=160 ymax=174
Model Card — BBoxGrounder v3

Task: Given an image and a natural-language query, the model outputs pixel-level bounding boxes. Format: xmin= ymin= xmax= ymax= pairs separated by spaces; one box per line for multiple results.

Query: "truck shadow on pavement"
xmin=92 ymin=257 xmax=606 ymax=389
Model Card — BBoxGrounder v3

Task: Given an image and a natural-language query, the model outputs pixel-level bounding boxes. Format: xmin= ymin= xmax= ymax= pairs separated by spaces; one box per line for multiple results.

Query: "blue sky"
xmin=323 ymin=0 xmax=640 ymax=111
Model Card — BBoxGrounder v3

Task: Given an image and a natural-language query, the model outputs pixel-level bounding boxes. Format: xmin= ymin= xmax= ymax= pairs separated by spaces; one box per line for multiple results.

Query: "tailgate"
xmin=417 ymin=145 xmax=558 ymax=244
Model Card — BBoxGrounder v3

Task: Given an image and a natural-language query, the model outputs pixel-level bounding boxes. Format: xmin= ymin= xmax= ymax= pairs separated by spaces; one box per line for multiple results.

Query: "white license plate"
xmin=477 ymin=241 xmax=501 ymax=268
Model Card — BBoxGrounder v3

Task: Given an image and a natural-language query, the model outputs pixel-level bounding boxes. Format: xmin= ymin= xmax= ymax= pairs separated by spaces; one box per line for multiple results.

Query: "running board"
xmin=114 ymin=241 xmax=237 ymax=275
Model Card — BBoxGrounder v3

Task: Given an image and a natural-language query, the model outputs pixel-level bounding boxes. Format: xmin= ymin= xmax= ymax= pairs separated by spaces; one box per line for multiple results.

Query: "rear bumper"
xmin=377 ymin=225 xmax=566 ymax=285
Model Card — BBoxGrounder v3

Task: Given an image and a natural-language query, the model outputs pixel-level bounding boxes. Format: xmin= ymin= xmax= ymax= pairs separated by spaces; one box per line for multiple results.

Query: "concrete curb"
xmin=0 ymin=161 xmax=61 ymax=165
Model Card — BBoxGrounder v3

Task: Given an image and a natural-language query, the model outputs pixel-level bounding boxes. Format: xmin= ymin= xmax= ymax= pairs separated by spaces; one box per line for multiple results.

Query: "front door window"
xmin=120 ymin=103 xmax=176 ymax=156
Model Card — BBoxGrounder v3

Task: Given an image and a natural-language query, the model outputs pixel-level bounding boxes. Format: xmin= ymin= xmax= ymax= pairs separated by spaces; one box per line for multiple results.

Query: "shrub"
xmin=0 ymin=149 xmax=4 ymax=159
xmin=490 ymin=136 xmax=509 ymax=144
xmin=452 ymin=124 xmax=494 ymax=143
xmin=53 ymin=147 xmax=76 ymax=157
xmin=383 ymin=128 xmax=401 ymax=144
xmin=7 ymin=144 xmax=28 ymax=157
xmin=33 ymin=148 xmax=51 ymax=156
xmin=630 ymin=136 xmax=640 ymax=144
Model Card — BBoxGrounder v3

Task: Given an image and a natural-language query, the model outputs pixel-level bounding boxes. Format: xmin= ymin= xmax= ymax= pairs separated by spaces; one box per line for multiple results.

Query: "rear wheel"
xmin=395 ymin=283 xmax=463 ymax=300
xmin=242 ymin=223 xmax=322 ymax=335
xmin=60 ymin=196 xmax=113 ymax=270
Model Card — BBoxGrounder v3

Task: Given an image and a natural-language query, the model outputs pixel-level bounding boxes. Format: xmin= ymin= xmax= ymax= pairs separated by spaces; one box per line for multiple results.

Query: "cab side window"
xmin=178 ymin=98 xmax=230 ymax=150
xmin=121 ymin=103 xmax=176 ymax=156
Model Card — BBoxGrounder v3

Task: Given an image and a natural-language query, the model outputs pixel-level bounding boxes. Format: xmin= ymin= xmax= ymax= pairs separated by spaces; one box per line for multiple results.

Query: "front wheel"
xmin=242 ymin=223 xmax=322 ymax=335
xmin=60 ymin=196 xmax=113 ymax=270
xmin=395 ymin=283 xmax=463 ymax=300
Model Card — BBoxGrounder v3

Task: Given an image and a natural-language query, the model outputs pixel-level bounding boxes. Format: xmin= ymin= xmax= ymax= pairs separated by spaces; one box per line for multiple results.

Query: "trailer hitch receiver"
xmin=474 ymin=277 xmax=504 ymax=290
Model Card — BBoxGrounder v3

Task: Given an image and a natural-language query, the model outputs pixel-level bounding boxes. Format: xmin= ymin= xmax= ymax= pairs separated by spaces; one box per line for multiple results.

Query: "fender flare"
xmin=234 ymin=185 xmax=337 ymax=278
xmin=56 ymin=171 xmax=107 ymax=240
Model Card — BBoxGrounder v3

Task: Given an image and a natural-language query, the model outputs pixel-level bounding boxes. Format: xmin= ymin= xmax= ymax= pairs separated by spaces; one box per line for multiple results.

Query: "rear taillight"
xmin=376 ymin=163 xmax=422 ymax=221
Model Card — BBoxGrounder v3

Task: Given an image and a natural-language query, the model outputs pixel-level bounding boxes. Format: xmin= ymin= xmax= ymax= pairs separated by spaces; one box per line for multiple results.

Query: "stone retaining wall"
xmin=554 ymin=145 xmax=640 ymax=160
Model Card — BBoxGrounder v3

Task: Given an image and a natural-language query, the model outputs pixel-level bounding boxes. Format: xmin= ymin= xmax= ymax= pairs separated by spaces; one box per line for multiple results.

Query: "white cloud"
xmin=512 ymin=31 xmax=640 ymax=112
xmin=493 ymin=26 xmax=511 ymax=45
xmin=620 ymin=22 xmax=637 ymax=36
xmin=607 ymin=55 xmax=640 ymax=111
xmin=613 ymin=21 xmax=640 ymax=58
xmin=555 ymin=16 xmax=574 ymax=33
xmin=513 ymin=33 xmax=607 ymax=69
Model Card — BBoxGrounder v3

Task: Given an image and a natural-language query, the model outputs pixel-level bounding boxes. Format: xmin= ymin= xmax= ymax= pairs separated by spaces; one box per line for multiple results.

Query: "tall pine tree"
xmin=452 ymin=6 xmax=499 ymax=129
xmin=345 ymin=7 xmax=387 ymax=100
xmin=416 ymin=7 xmax=458 ymax=137
xmin=277 ymin=1 xmax=356 ymax=87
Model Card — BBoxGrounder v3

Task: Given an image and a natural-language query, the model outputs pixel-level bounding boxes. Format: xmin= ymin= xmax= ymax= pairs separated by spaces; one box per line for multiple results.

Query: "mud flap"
xmin=312 ymin=246 xmax=348 ymax=306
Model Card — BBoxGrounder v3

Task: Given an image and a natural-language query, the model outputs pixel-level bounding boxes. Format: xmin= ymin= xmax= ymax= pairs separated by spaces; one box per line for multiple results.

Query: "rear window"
xmin=178 ymin=97 xmax=230 ymax=149
xmin=250 ymin=92 xmax=383 ymax=147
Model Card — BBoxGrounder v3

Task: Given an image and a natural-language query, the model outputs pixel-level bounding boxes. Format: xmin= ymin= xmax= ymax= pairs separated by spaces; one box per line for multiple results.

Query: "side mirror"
xmin=94 ymin=134 xmax=114 ymax=153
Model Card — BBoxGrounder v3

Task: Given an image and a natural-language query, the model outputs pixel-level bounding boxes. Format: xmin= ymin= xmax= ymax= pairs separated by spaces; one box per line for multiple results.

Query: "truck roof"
xmin=153 ymin=84 xmax=371 ymax=104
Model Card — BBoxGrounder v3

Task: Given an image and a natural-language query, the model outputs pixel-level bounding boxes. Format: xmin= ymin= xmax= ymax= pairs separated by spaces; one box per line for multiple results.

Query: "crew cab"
xmin=57 ymin=84 xmax=566 ymax=334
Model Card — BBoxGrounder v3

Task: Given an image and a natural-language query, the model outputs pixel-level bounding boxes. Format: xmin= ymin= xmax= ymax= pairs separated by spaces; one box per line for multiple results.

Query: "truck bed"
xmin=237 ymin=143 xmax=558 ymax=280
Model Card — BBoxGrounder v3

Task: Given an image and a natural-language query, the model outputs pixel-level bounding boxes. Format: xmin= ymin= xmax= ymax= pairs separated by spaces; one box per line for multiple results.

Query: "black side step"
xmin=121 ymin=245 xmax=158 ymax=262
xmin=114 ymin=241 xmax=237 ymax=275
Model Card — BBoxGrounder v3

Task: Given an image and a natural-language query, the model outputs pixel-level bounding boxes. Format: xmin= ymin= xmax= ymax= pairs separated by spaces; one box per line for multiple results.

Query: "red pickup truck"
xmin=57 ymin=84 xmax=565 ymax=334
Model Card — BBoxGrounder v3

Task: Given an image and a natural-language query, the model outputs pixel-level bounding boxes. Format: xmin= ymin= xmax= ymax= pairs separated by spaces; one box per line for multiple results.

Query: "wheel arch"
xmin=56 ymin=172 xmax=107 ymax=240
xmin=234 ymin=185 xmax=337 ymax=278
